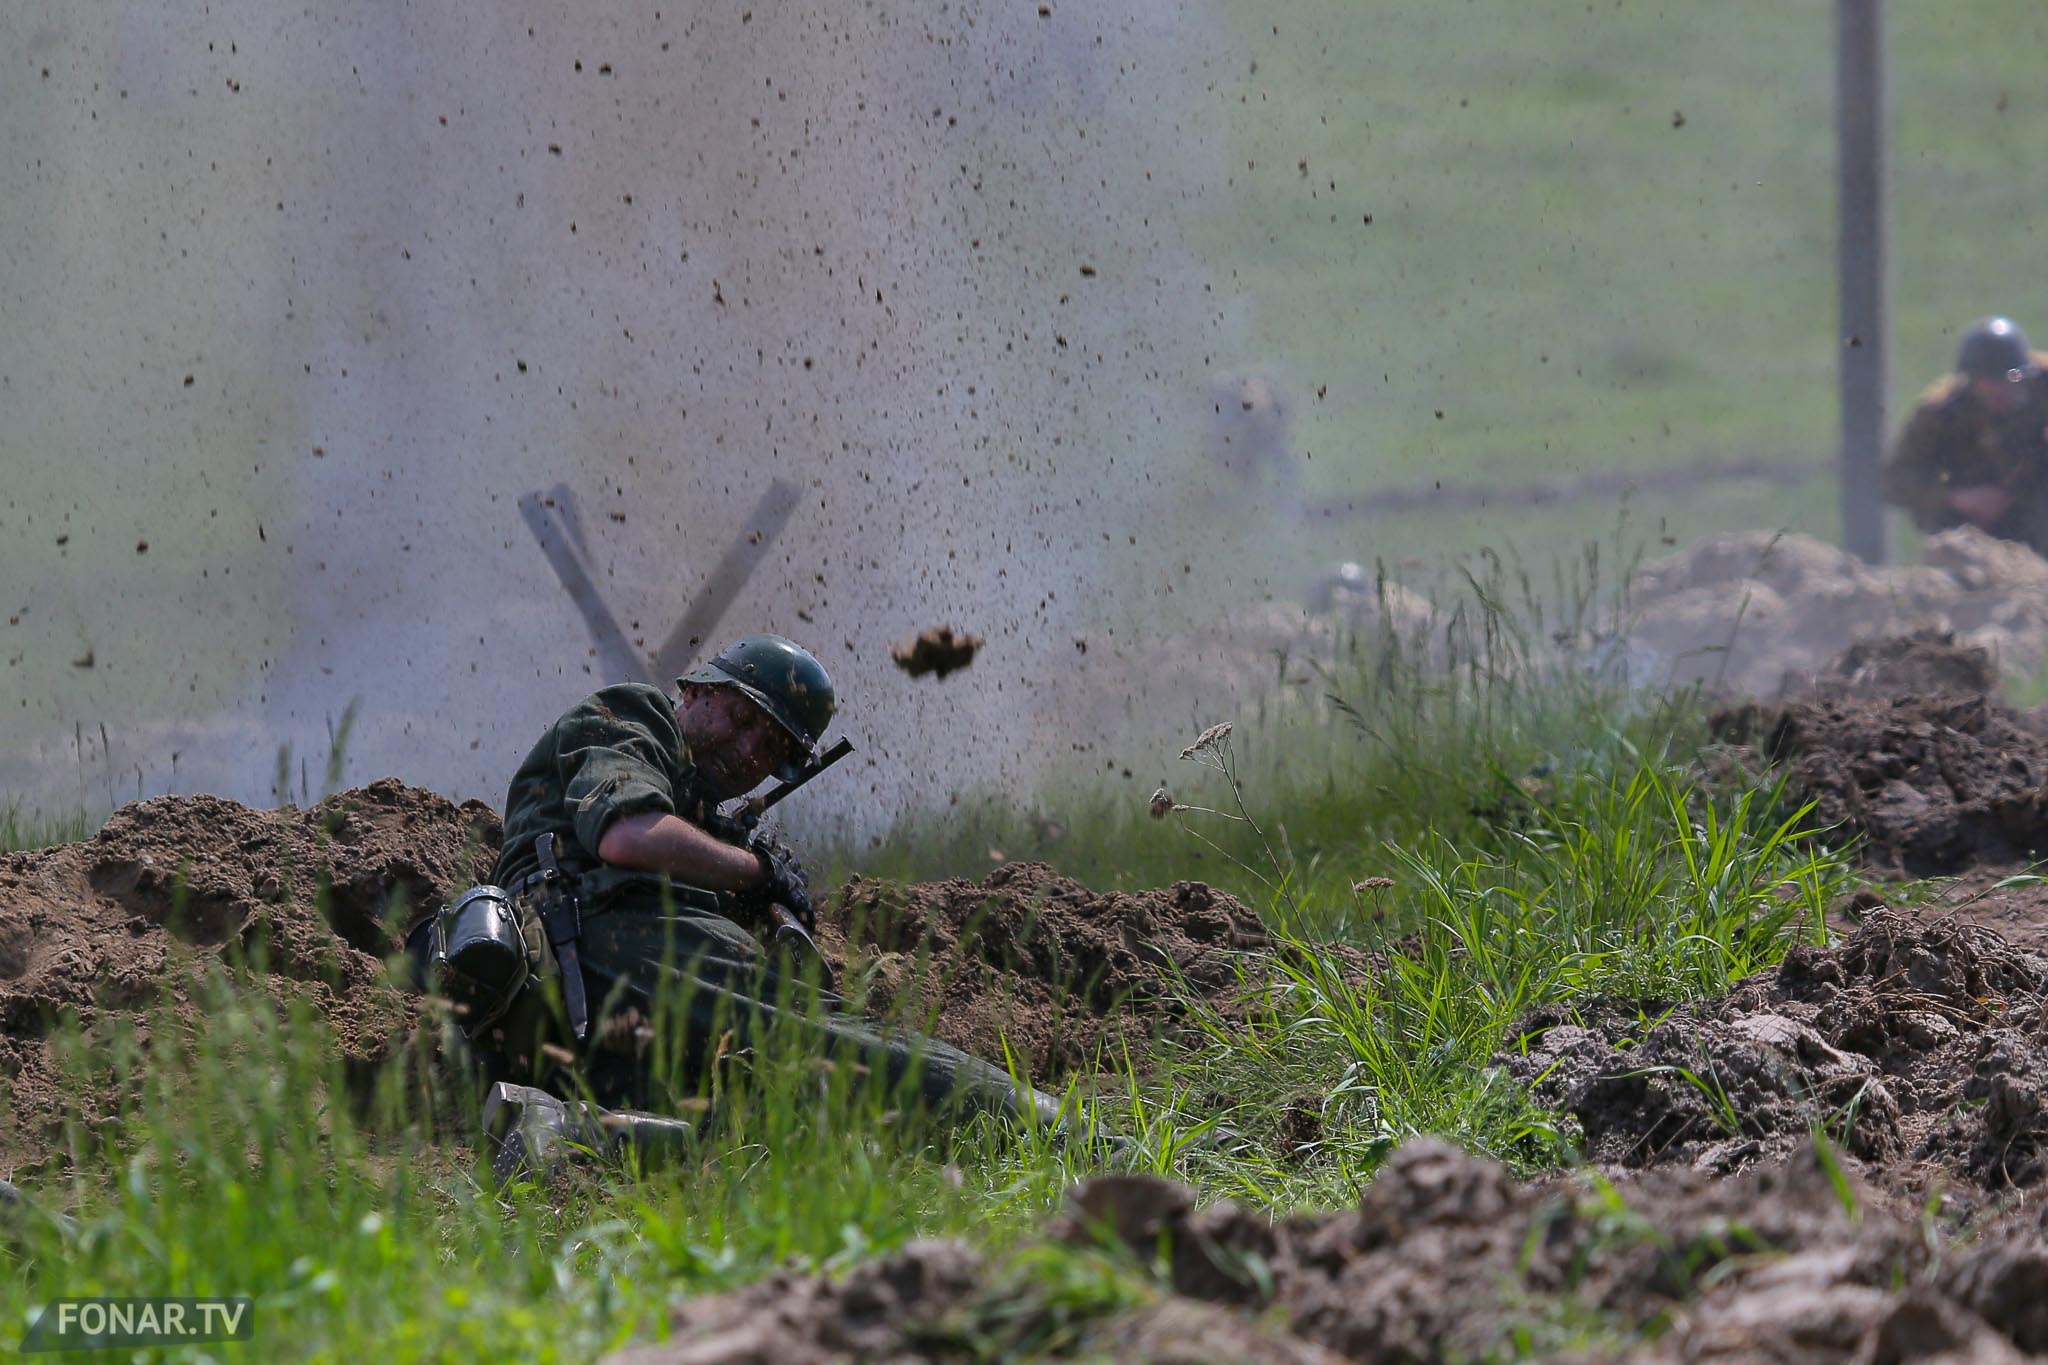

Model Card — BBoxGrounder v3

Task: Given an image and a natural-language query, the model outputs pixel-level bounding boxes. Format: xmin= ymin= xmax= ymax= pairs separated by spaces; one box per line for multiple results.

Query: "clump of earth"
xmin=817 ymin=863 xmax=1271 ymax=1082
xmin=1698 ymin=621 xmax=2048 ymax=875
xmin=888 ymin=625 xmax=984 ymax=679
xmin=606 ymin=1137 xmax=2048 ymax=1364
xmin=1625 ymin=523 xmax=2048 ymax=697
xmin=1498 ymin=911 xmax=2048 ymax=1202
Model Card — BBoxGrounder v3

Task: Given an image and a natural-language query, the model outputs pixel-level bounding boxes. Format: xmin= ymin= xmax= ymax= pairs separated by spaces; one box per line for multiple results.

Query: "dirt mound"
xmin=1498 ymin=912 xmax=2048 ymax=1196
xmin=0 ymin=788 xmax=1270 ymax=1169
xmin=1811 ymin=627 xmax=2002 ymax=699
xmin=818 ymin=862 xmax=1270 ymax=1082
xmin=607 ymin=1137 xmax=2048 ymax=1364
xmin=0 ymin=780 xmax=500 ymax=1173
xmin=1627 ymin=525 xmax=2048 ymax=697
xmin=1711 ymin=683 xmax=2048 ymax=875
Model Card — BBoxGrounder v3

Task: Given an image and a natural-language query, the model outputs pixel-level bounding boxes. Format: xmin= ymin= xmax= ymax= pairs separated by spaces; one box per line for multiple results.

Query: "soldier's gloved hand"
xmin=746 ymin=834 xmax=816 ymax=933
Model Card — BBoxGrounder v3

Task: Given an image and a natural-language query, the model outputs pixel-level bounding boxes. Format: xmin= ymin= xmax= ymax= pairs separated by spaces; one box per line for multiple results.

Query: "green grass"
xmin=0 ymin=805 xmax=94 ymax=854
xmin=1 ymin=961 xmax=1108 ymax=1361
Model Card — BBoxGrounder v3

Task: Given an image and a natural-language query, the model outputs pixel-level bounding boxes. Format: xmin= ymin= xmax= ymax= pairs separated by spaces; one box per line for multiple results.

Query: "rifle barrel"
xmin=752 ymin=737 xmax=855 ymax=816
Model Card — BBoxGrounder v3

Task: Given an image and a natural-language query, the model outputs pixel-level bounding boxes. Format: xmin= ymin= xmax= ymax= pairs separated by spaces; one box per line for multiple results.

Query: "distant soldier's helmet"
xmin=1957 ymin=317 xmax=2035 ymax=383
xmin=681 ymin=634 xmax=836 ymax=779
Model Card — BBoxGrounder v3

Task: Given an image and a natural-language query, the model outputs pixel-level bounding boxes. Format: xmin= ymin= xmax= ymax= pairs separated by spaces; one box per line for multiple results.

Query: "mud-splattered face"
xmin=676 ymin=684 xmax=797 ymax=801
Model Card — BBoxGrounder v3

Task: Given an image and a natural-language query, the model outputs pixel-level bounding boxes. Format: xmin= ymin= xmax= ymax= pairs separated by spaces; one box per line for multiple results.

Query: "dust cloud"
xmin=2 ymin=0 xmax=1307 ymax=833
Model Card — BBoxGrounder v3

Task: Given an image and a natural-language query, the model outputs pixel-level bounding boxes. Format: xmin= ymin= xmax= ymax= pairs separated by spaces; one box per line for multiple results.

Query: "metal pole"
xmin=1837 ymin=0 xmax=1890 ymax=563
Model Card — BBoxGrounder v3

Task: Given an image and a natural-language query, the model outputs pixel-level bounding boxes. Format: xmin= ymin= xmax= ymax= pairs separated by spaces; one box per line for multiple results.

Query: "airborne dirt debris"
xmin=889 ymin=625 xmax=984 ymax=678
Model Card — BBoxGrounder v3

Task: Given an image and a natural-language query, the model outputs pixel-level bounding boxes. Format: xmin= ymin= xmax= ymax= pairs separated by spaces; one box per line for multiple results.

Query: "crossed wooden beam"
xmin=517 ymin=478 xmax=803 ymax=686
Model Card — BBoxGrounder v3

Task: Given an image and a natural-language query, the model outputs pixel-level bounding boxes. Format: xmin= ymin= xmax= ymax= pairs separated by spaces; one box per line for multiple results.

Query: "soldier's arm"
xmin=555 ymin=685 xmax=768 ymax=892
xmin=1879 ymin=402 xmax=1965 ymax=531
xmin=595 ymin=813 xmax=767 ymax=891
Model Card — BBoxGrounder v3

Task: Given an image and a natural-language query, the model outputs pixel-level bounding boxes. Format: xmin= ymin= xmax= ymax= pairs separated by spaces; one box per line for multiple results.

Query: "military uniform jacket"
xmin=491 ymin=683 xmax=717 ymax=910
xmin=1879 ymin=355 xmax=2048 ymax=549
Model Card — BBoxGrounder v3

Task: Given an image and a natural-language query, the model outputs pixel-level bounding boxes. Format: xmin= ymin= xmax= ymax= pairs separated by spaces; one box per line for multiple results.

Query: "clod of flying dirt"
xmin=888 ymin=625 xmax=983 ymax=678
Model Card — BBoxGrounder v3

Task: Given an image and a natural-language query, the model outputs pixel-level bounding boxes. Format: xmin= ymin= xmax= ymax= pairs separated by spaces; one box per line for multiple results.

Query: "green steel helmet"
xmin=1957 ymin=317 xmax=2034 ymax=383
xmin=680 ymin=634 xmax=836 ymax=777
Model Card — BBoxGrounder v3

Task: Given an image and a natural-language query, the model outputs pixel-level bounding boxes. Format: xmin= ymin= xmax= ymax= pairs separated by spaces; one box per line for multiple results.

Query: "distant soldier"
xmin=1880 ymin=316 xmax=2048 ymax=554
xmin=1207 ymin=369 xmax=1298 ymax=505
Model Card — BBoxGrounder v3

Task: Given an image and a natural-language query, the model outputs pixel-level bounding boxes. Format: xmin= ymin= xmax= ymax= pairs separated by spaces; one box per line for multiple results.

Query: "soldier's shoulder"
xmin=1911 ymin=372 xmax=1968 ymax=411
xmin=558 ymin=682 xmax=678 ymax=734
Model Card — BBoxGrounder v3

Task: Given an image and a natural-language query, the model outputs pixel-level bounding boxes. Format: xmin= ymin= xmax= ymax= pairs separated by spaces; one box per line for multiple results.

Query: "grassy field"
xmin=0 ymin=584 xmax=1861 ymax=1359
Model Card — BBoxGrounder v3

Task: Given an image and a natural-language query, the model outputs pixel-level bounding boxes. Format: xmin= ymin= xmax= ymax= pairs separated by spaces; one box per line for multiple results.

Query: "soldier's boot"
xmin=481 ymin=1082 xmax=696 ymax=1185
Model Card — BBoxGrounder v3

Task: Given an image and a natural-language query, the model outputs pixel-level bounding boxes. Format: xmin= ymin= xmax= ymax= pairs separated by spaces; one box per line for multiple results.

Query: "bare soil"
xmin=1499 ymin=911 xmax=2048 ymax=1199
xmin=1711 ymin=679 xmax=2048 ymax=878
xmin=1625 ymin=524 xmax=2048 ymax=698
xmin=0 ymin=779 xmax=500 ymax=1174
xmin=1493 ymin=632 xmax=2048 ymax=1205
xmin=818 ymin=862 xmax=1269 ymax=1082
xmin=605 ymin=1138 xmax=2048 ymax=1364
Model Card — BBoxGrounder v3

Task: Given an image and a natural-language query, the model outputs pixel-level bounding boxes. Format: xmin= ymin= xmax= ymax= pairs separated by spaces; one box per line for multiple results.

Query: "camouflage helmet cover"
xmin=680 ymin=634 xmax=836 ymax=779
xmin=1957 ymin=316 xmax=2034 ymax=383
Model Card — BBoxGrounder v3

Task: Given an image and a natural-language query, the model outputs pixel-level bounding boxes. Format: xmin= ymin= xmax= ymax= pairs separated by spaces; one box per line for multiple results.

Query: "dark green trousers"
xmin=491 ymin=896 xmax=1063 ymax=1132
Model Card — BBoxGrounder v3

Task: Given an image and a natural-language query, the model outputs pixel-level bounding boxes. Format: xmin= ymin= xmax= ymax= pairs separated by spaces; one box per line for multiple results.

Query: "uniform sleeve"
xmin=1879 ymin=398 xmax=1963 ymax=532
xmin=557 ymin=688 xmax=682 ymax=855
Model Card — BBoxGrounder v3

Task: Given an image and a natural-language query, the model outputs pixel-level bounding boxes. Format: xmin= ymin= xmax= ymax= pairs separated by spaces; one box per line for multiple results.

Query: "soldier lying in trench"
xmin=407 ymin=633 xmax=1063 ymax=1173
